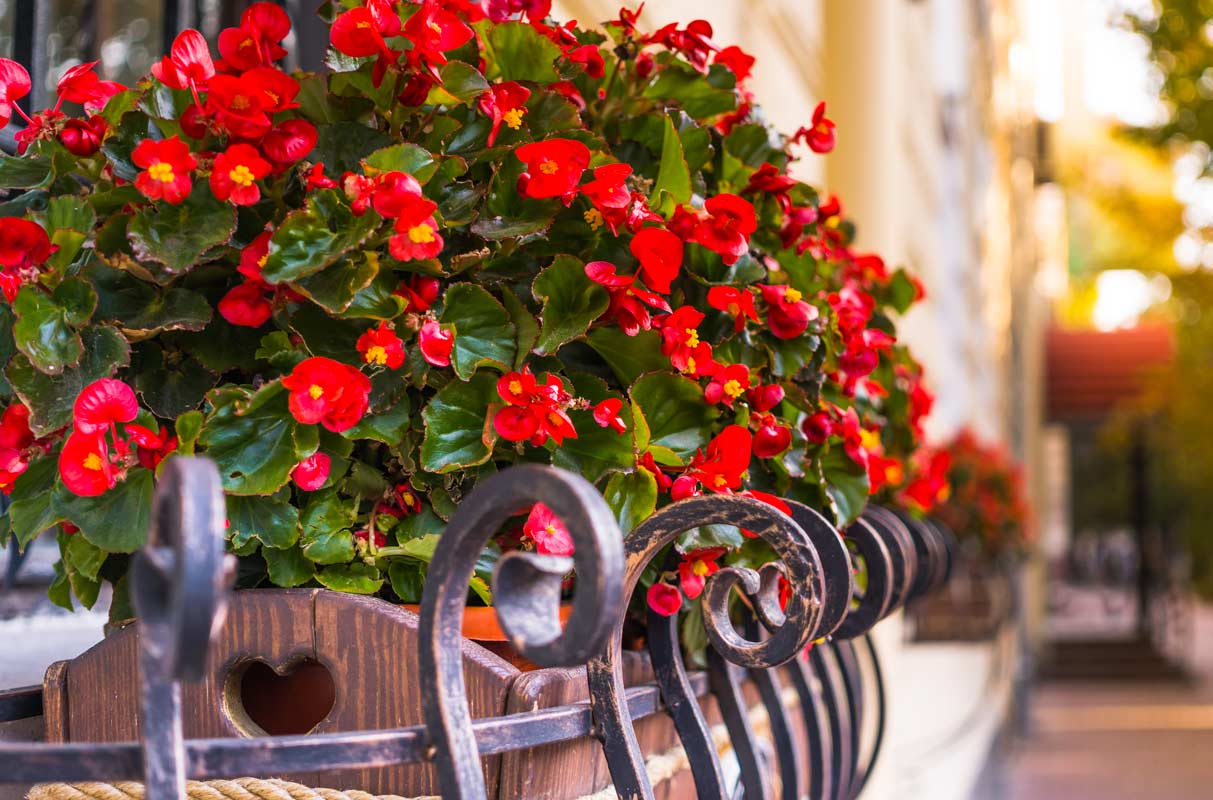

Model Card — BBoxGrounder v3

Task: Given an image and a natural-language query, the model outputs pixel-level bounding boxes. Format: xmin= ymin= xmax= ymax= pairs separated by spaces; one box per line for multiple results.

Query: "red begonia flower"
xmin=486 ymin=0 xmax=552 ymax=23
xmin=152 ymin=29 xmax=214 ymax=105
xmin=370 ymin=171 xmax=424 ymax=218
xmin=703 ymin=363 xmax=751 ymax=407
xmin=261 ymin=118 xmax=317 ymax=164
xmin=658 ymin=305 xmax=705 ymax=372
xmin=593 ymin=398 xmax=627 ymax=434
xmin=645 ymin=19 xmax=717 ymax=71
xmin=497 ymin=367 xmax=541 ymax=406
xmin=126 ymin=423 xmax=178 ymax=469
xmin=478 ymin=81 xmax=530 ymax=146
xmin=678 ymin=546 xmax=725 ymax=599
xmin=59 ymin=116 xmax=107 ymax=157
xmin=630 ymin=227 xmax=683 ymax=294
xmin=219 ymin=280 xmax=273 ymax=327
xmin=759 ymin=283 xmax=817 ymax=340
xmin=304 ymin=163 xmax=337 ymax=190
xmin=0 ymin=403 xmax=35 ymax=493
xmin=210 ymin=143 xmax=271 ymax=206
xmin=707 ymin=285 xmax=759 ymax=331
xmin=402 ymin=1 xmax=473 ymax=76
xmin=687 ymin=425 xmax=752 ymax=493
xmin=282 ymin=357 xmax=372 ymax=432
xmin=356 ymin=323 xmax=406 ymax=369
xmin=73 ymin=379 xmax=137 ymax=435
xmin=394 ymin=274 xmax=441 ymax=313
xmin=515 ymin=138 xmax=591 ymax=201
xmin=330 ymin=0 xmax=400 ymax=59
xmin=565 ymin=44 xmax=605 ymax=78
xmin=291 ymin=452 xmax=331 ymax=491
xmin=581 ymin=162 xmax=632 ymax=213
xmin=419 ymin=320 xmax=454 ymax=367
xmin=647 ymin=581 xmax=683 ymax=617
xmin=0 ymin=59 xmax=31 ymax=128
xmin=58 ymin=431 xmax=116 ymax=497
xmin=132 ymin=135 xmax=197 ymax=204
xmin=793 ymin=101 xmax=836 ymax=154
xmin=690 ymin=193 xmax=756 ymax=265
xmin=494 ymin=405 xmax=539 ymax=442
xmin=389 ymin=199 xmax=444 ymax=261
xmin=523 ymin=502 xmax=575 ymax=556
xmin=243 ymin=66 xmax=299 ymax=113
xmin=746 ymin=384 xmax=784 ymax=413
xmin=752 ymin=413 xmax=791 ymax=458
xmin=206 ymin=73 xmax=272 ymax=138
xmin=713 ymin=45 xmax=754 ymax=82
xmin=585 ymin=260 xmax=670 ymax=336
xmin=829 ymin=285 xmax=874 ymax=335
xmin=801 ymin=410 xmax=835 ymax=444
xmin=239 ymin=232 xmax=273 ymax=281
xmin=55 ymin=61 xmax=124 ymax=113
xmin=0 ymin=218 xmax=54 ymax=302
xmin=394 ymin=481 xmax=424 ymax=514
xmin=218 ymin=2 xmax=291 ymax=70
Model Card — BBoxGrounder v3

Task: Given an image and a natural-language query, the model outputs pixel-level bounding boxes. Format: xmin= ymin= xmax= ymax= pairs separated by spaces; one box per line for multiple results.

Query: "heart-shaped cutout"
xmin=224 ymin=657 xmax=336 ymax=736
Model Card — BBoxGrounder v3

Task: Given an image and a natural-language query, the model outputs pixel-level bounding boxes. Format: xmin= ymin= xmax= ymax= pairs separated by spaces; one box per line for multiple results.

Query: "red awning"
xmin=1045 ymin=324 xmax=1174 ymax=421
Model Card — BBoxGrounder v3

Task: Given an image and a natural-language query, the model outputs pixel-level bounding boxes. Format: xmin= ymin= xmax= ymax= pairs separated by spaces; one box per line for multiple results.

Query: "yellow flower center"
xmin=691 ymin=559 xmax=710 ymax=576
xmin=364 ymin=345 xmax=388 ymax=365
xmin=859 ymin=428 xmax=881 ymax=451
xmin=539 ymin=159 xmax=560 ymax=175
xmin=401 ymin=491 xmax=415 ymax=506
xmin=684 ymin=328 xmax=700 ymax=348
xmin=228 ymin=164 xmax=255 ymax=187
xmin=723 ymin=379 xmax=744 ymax=398
xmin=257 ymin=253 xmax=268 ymax=269
xmin=508 ymin=380 xmax=523 ymax=395
xmin=82 ymin=453 xmax=103 ymax=471
xmin=503 ymin=107 xmax=526 ymax=129
xmin=727 ymin=302 xmax=740 ymax=316
xmin=584 ymin=208 xmax=604 ymax=230
xmin=408 ymin=223 xmax=435 ymax=244
xmin=264 ymin=90 xmax=280 ymax=106
xmin=548 ymin=411 xmax=564 ymax=425
xmin=148 ymin=162 xmax=175 ymax=183
xmin=356 ymin=20 xmax=372 ymax=29
xmin=544 ymin=523 xmax=557 ymax=536
xmin=713 ymin=475 xmax=728 ymax=488
xmin=886 ymin=463 xmax=904 ymax=485
xmin=230 ymin=94 xmax=250 ymax=110
xmin=308 ymin=384 xmax=324 ymax=400
xmin=686 ymin=356 xmax=697 ymax=373
xmin=784 ymin=287 xmax=803 ymax=304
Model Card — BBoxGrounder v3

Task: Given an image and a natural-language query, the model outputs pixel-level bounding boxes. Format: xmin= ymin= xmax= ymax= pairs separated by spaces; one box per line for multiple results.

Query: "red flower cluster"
xmin=357 ymin=323 xmax=406 ymax=369
xmin=674 ymin=194 xmax=757 ymax=265
xmin=792 ymin=102 xmax=837 ymax=154
xmin=133 ymin=136 xmax=197 ymax=204
xmin=478 ymin=81 xmax=530 ymax=145
xmin=516 ymin=138 xmax=591 ymax=202
xmin=343 ymin=170 xmax=444 ymax=262
xmin=58 ymin=380 xmax=167 ymax=497
xmin=211 ymin=143 xmax=271 ymax=206
xmin=492 ymin=367 xmax=579 ymax=446
xmin=419 ymin=320 xmax=455 ymax=367
xmin=282 ymin=357 xmax=371 ymax=433
xmin=678 ymin=547 xmax=724 ymax=599
xmin=672 ymin=425 xmax=752 ymax=498
xmin=0 ymin=403 xmax=45 ymax=494
xmin=586 ymin=261 xmax=671 ymax=336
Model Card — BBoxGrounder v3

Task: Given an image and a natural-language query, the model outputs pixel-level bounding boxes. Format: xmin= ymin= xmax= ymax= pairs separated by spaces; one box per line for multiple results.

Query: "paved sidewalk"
xmin=1003 ymin=604 xmax=1213 ymax=800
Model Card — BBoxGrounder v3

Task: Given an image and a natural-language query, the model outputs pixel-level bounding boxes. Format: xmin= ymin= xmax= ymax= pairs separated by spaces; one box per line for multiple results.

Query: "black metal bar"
xmin=708 ymin=650 xmax=769 ymax=800
xmin=846 ymin=634 xmax=887 ymax=800
xmin=809 ymin=644 xmax=850 ymax=800
xmin=785 ymin=657 xmax=832 ymax=800
xmin=746 ymin=616 xmax=800 ymax=800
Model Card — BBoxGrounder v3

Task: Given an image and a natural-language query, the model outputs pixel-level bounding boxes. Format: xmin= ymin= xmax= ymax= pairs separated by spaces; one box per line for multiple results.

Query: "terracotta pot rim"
xmin=401 ymin=602 xmax=574 ymax=642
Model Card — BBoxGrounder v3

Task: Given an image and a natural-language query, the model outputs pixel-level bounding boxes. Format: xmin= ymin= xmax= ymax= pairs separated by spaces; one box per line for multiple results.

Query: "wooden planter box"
xmin=43 ymin=589 xmax=803 ymax=799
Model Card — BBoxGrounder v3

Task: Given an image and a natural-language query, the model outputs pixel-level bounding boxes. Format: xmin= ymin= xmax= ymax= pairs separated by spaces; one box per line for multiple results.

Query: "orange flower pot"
xmin=402 ymin=603 xmax=574 ymax=670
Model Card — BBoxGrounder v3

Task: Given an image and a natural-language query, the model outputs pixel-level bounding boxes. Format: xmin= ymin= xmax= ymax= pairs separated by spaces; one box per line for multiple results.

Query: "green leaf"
xmin=0 ymin=155 xmax=52 ymax=189
xmin=362 ymin=143 xmax=439 ymax=183
xmin=227 ymin=492 xmax=301 ymax=549
xmin=342 ymin=397 xmax=410 ymax=444
xmin=604 ymin=470 xmax=658 ymax=535
xmin=9 ymin=457 xmax=65 ymax=548
xmin=767 ymin=333 xmax=820 ymax=378
xmin=426 ymin=61 xmax=490 ymax=105
xmin=55 ymin=468 xmax=154 ymax=553
xmin=198 ymin=384 xmax=312 ymax=496
xmin=532 ymin=256 xmax=609 ymax=355
xmin=643 ymin=62 xmax=737 ymax=120
xmin=131 ymin=344 xmax=218 ymax=418
xmin=7 ymin=326 xmax=130 ymax=436
xmin=500 ymin=287 xmax=538 ymax=368
xmin=262 ymin=189 xmax=381 ymax=285
xmin=312 ymin=122 xmax=394 ymax=174
xmin=439 ymin=283 xmax=516 ymax=379
xmin=652 ymin=114 xmax=692 ymax=214
xmin=292 ymin=255 xmax=378 ymax=314
xmin=421 ymin=370 xmax=498 ymax=473
xmin=395 ymin=506 xmax=447 ymax=541
xmin=483 ymin=22 xmax=562 ymax=83
xmin=64 ymin=533 xmax=106 ymax=581
xmin=263 ymin=544 xmax=316 ymax=587
xmin=126 ymin=185 xmax=238 ymax=284
xmin=12 ymin=279 xmax=96 ymax=374
xmin=45 ymin=196 xmax=96 ymax=269
xmin=585 ymin=327 xmax=668 ymax=385
xmin=388 ymin=560 xmax=425 ymax=602
xmin=175 ymin=411 xmax=203 ymax=455
xmin=317 ymin=562 xmax=384 ymax=594
xmin=335 ymin=263 xmax=408 ymax=320
xmin=550 ymin=375 xmax=636 ymax=482
xmin=886 ymin=269 xmax=918 ymax=314
xmin=87 ymin=264 xmax=212 ymax=336
xmin=630 ymin=373 xmax=720 ymax=461
xmin=821 ymin=447 xmax=870 ymax=526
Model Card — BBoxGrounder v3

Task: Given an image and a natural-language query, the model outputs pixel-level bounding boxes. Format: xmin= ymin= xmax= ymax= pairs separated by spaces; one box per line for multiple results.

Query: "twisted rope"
xmin=26 ymin=779 xmax=435 ymax=800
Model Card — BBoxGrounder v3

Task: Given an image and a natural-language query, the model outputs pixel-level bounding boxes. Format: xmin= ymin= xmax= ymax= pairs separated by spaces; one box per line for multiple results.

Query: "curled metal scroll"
xmin=130 ymin=456 xmax=233 ymax=800
xmin=586 ymin=493 xmax=846 ymax=800
xmin=416 ymin=464 xmax=625 ymax=800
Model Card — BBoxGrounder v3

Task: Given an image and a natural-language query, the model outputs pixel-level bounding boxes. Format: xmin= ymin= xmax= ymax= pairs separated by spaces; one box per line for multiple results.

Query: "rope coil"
xmin=27 ymin=778 xmax=435 ymax=800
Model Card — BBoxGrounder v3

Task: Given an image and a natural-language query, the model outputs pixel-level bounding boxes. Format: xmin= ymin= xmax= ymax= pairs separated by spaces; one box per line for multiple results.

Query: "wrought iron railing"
xmin=0 ymin=456 xmax=955 ymax=800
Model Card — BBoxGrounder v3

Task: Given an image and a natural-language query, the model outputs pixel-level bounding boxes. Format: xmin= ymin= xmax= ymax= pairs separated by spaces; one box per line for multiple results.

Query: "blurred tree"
xmin=1128 ymin=0 xmax=1213 ymax=150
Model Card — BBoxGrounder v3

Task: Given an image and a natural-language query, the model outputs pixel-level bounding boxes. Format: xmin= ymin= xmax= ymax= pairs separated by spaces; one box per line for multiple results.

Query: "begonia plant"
xmin=0 ymin=0 xmax=935 ymax=622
